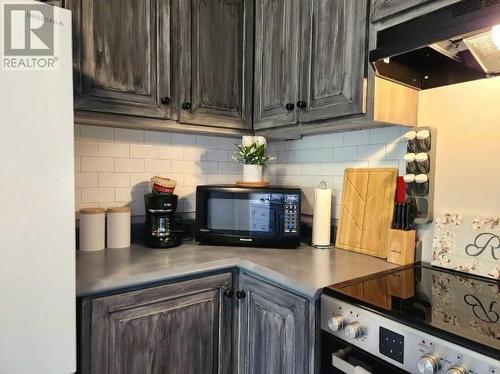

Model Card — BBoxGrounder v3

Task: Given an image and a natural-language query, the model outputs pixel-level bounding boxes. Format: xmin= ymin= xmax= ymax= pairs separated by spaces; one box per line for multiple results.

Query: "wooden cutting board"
xmin=336 ymin=168 xmax=397 ymax=258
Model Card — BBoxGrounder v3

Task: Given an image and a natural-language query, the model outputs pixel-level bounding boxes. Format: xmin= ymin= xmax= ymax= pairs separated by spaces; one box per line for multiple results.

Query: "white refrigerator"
xmin=0 ymin=1 xmax=75 ymax=373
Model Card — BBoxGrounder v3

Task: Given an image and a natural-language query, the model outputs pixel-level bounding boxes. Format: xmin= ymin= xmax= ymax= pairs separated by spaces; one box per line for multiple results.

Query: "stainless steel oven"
xmin=195 ymin=185 xmax=301 ymax=248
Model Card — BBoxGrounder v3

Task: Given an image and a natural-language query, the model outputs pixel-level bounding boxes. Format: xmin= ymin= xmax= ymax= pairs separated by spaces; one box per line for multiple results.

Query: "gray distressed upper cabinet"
xmin=253 ymin=0 xmax=301 ymax=130
xmin=298 ymin=0 xmax=368 ymax=123
xmin=254 ymin=0 xmax=369 ymax=130
xmin=371 ymin=0 xmax=432 ymax=22
xmin=177 ymin=0 xmax=253 ymax=130
xmin=66 ymin=0 xmax=174 ymax=119
xmin=238 ymin=274 xmax=310 ymax=374
xmin=84 ymin=273 xmax=233 ymax=374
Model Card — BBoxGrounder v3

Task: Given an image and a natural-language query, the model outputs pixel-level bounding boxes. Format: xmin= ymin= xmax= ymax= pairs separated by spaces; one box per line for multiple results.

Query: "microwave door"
xmin=205 ymin=192 xmax=279 ymax=238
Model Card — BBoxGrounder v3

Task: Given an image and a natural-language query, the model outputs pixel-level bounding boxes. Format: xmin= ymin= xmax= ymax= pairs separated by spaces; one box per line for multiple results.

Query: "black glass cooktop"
xmin=324 ymin=263 xmax=500 ymax=358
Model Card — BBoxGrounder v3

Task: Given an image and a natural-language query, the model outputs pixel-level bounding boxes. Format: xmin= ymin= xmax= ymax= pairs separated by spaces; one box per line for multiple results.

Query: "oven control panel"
xmin=321 ymin=295 xmax=499 ymax=374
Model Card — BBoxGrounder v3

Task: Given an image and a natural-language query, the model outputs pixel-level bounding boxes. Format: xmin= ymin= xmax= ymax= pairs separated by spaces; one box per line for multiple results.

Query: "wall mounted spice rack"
xmin=402 ymin=126 xmax=435 ymax=224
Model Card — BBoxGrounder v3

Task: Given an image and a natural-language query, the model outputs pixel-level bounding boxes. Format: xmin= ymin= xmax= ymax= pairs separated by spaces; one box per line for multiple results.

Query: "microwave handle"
xmin=332 ymin=348 xmax=372 ymax=374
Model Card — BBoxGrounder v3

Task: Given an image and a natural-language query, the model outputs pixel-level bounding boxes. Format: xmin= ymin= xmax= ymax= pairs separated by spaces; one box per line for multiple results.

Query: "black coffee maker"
xmin=144 ymin=193 xmax=181 ymax=248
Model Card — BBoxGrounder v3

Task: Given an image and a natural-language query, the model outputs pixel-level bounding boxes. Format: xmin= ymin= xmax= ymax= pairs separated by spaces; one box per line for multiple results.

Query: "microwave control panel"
xmin=283 ymin=194 xmax=300 ymax=235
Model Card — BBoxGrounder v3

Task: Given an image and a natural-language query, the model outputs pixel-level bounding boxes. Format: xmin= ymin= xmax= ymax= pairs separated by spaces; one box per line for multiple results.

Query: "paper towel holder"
xmin=312 ymin=181 xmax=332 ymax=250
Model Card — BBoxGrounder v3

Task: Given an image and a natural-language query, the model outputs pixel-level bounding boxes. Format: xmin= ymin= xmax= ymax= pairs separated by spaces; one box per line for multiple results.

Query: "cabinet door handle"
xmin=236 ymin=290 xmax=246 ymax=299
xmin=160 ymin=96 xmax=170 ymax=105
xmin=285 ymin=103 xmax=295 ymax=111
xmin=182 ymin=102 xmax=192 ymax=110
xmin=296 ymin=100 xmax=307 ymax=109
xmin=223 ymin=289 xmax=233 ymax=298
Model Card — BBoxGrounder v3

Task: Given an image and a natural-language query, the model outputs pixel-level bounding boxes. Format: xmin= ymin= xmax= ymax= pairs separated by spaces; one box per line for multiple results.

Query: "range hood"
xmin=370 ymin=0 xmax=500 ymax=90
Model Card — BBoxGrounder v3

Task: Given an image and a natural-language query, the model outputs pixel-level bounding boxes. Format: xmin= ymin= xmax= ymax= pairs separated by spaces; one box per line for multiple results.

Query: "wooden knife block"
xmin=387 ymin=229 xmax=416 ymax=265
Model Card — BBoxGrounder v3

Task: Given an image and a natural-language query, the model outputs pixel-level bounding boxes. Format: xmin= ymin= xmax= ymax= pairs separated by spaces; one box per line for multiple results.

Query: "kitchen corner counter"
xmin=77 ymin=242 xmax=399 ymax=300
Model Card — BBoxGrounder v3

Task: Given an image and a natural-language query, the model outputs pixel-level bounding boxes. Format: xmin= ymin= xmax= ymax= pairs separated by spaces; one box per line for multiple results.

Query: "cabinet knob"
xmin=236 ymin=290 xmax=246 ymax=299
xmin=182 ymin=102 xmax=192 ymax=110
xmin=223 ymin=289 xmax=233 ymax=298
xmin=285 ymin=103 xmax=295 ymax=111
xmin=296 ymin=100 xmax=307 ymax=109
xmin=160 ymin=96 xmax=170 ymax=105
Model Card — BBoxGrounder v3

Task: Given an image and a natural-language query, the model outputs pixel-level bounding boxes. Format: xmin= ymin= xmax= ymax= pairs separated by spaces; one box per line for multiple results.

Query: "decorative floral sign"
xmin=432 ymin=213 xmax=500 ymax=280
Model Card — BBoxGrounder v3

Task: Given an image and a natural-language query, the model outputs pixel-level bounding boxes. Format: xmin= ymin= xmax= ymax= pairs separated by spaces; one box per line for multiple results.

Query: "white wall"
xmin=75 ymin=125 xmax=241 ymax=217
xmin=417 ymin=76 xmax=500 ymax=260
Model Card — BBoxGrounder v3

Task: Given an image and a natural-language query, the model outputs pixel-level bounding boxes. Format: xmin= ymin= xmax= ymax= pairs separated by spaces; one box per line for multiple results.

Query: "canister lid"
xmin=80 ymin=208 xmax=106 ymax=215
xmin=107 ymin=207 xmax=131 ymax=213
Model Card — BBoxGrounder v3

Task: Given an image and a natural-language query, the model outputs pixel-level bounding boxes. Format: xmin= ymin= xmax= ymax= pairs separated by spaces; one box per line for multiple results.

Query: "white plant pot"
xmin=243 ymin=164 xmax=263 ymax=182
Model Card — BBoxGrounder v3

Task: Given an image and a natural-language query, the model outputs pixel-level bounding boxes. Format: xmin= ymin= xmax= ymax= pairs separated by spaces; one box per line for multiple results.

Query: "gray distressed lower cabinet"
xmin=238 ymin=273 xmax=313 ymax=374
xmin=79 ymin=273 xmax=233 ymax=374
xmin=78 ymin=271 xmax=316 ymax=374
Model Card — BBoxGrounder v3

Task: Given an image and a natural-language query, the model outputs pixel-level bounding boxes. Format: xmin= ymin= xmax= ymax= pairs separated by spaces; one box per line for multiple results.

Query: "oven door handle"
xmin=332 ymin=348 xmax=372 ymax=374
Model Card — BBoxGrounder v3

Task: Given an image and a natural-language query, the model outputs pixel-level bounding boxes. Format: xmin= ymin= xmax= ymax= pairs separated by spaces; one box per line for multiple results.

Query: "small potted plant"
xmin=234 ymin=136 xmax=274 ymax=182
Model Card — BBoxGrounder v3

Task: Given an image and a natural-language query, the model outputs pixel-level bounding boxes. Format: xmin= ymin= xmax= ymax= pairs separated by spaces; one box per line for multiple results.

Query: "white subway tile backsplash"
xmin=81 ymin=126 xmax=114 ymax=142
xmin=130 ymin=144 xmax=158 ymax=159
xmin=81 ymin=157 xmax=114 ymax=173
xmin=115 ymin=158 xmax=145 ymax=173
xmin=333 ymin=146 xmax=358 ymax=161
xmin=74 ymin=157 xmax=81 ymax=172
xmin=99 ymin=173 xmax=129 ymax=188
xmin=158 ymin=145 xmax=183 ymax=160
xmin=74 ymin=124 xmax=405 ymax=217
xmin=312 ymin=148 xmax=333 ymax=162
xmin=357 ymin=144 xmax=385 ymax=161
xmin=115 ymin=128 xmax=144 ymax=144
xmin=81 ymin=188 xmax=114 ymax=203
xmin=172 ymin=133 xmax=196 ymax=146
xmin=75 ymin=141 xmax=98 ymax=157
xmin=294 ymin=149 xmax=314 ymax=163
xmin=196 ymin=135 xmax=219 ymax=149
xmin=183 ymin=147 xmax=206 ymax=161
xmin=385 ymin=142 xmax=407 ymax=160
xmin=75 ymin=172 xmax=98 ymax=188
xmin=145 ymin=159 xmax=171 ymax=173
xmin=98 ymin=142 xmax=129 ymax=158
xmin=369 ymin=126 xmax=403 ymax=144
xmin=217 ymin=162 xmax=239 ymax=174
xmin=218 ymin=137 xmax=238 ymax=150
xmin=206 ymin=149 xmax=228 ymax=162
xmin=343 ymin=130 xmax=369 ymax=146
xmin=144 ymin=131 xmax=171 ymax=145
xmin=321 ymin=133 xmax=344 ymax=147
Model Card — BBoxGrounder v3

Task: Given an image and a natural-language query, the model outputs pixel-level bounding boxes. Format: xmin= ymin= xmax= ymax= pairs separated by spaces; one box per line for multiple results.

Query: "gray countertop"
xmin=77 ymin=242 xmax=399 ymax=300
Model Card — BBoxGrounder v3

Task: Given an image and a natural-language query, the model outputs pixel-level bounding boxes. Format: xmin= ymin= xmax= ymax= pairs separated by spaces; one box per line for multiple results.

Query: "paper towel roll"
xmin=79 ymin=208 xmax=105 ymax=251
xmin=312 ymin=185 xmax=332 ymax=247
xmin=107 ymin=207 xmax=131 ymax=249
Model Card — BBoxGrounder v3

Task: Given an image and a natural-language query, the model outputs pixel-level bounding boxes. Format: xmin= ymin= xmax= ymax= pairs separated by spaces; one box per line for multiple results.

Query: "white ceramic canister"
xmin=106 ymin=207 xmax=131 ymax=249
xmin=79 ymin=208 xmax=106 ymax=251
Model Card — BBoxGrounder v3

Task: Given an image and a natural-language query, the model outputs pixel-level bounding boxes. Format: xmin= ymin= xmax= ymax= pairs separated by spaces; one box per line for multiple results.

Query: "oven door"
xmin=196 ymin=189 xmax=285 ymax=244
xmin=321 ymin=332 xmax=407 ymax=374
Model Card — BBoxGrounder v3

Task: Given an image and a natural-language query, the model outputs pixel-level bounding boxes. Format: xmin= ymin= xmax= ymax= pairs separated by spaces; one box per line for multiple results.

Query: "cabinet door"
xmin=177 ymin=0 xmax=253 ymax=130
xmin=67 ymin=0 xmax=173 ymax=118
xmin=298 ymin=0 xmax=368 ymax=123
xmin=371 ymin=0 xmax=432 ymax=22
xmin=238 ymin=274 xmax=309 ymax=374
xmin=253 ymin=0 xmax=301 ymax=130
xmin=89 ymin=273 xmax=233 ymax=374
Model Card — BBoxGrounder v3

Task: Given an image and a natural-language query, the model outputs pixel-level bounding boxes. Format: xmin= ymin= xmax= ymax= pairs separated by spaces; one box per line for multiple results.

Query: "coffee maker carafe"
xmin=144 ymin=193 xmax=181 ymax=248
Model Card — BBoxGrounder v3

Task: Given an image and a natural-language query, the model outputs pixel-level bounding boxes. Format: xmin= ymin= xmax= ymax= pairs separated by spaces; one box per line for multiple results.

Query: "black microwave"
xmin=196 ymin=185 xmax=301 ymax=248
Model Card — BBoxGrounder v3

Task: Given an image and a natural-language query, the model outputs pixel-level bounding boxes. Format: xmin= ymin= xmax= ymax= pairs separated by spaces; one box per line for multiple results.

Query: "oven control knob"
xmin=446 ymin=366 xmax=468 ymax=374
xmin=344 ymin=322 xmax=364 ymax=339
xmin=417 ymin=354 xmax=441 ymax=374
xmin=328 ymin=315 xmax=347 ymax=332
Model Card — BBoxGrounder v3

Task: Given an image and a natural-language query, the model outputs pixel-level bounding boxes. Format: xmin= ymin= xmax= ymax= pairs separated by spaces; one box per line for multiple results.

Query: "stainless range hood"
xmin=370 ymin=0 xmax=500 ymax=90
